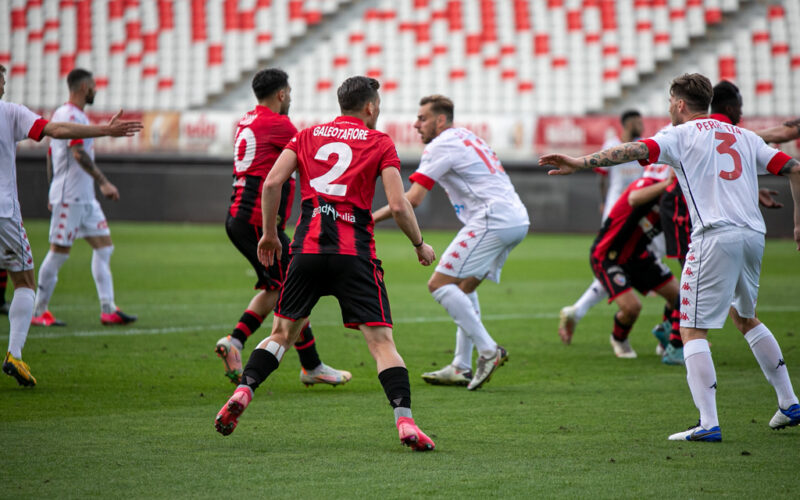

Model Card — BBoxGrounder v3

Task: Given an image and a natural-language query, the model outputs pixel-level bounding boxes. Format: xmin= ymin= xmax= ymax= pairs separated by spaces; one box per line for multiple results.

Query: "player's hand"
xmin=99 ymin=181 xmax=120 ymax=201
xmin=257 ymin=233 xmax=282 ymax=267
xmin=758 ymin=188 xmax=783 ymax=209
xmin=539 ymin=154 xmax=581 ymax=175
xmin=415 ymin=243 xmax=436 ymax=266
xmin=106 ymin=109 xmax=144 ymax=137
xmin=47 ymin=203 xmax=52 ymax=212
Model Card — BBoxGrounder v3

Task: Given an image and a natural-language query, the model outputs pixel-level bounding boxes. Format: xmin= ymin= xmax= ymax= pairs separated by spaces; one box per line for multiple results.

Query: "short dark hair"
xmin=620 ymin=109 xmax=641 ymax=125
xmin=252 ymin=68 xmax=289 ymax=101
xmin=711 ymin=80 xmax=741 ymax=112
xmin=670 ymin=73 xmax=713 ymax=113
xmin=67 ymin=68 xmax=93 ymax=91
xmin=0 ymin=64 xmax=6 ymax=74
xmin=337 ymin=76 xmax=380 ymax=112
xmin=420 ymin=94 xmax=454 ymax=123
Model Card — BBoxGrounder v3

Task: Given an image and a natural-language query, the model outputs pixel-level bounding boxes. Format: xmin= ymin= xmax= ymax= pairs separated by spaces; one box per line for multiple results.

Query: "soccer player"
xmin=31 ymin=68 xmax=137 ymax=327
xmin=215 ymin=76 xmax=438 ymax=451
xmin=558 ymin=110 xmax=647 ymax=345
xmin=0 ymin=63 xmax=142 ymax=386
xmin=215 ymin=68 xmax=351 ymax=387
xmin=373 ymin=95 xmax=529 ymax=390
xmin=540 ymin=73 xmax=800 ymax=441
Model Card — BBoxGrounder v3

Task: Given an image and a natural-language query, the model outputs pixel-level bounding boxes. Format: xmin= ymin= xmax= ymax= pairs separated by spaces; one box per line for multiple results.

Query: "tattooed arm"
xmin=782 ymin=158 xmax=800 ymax=250
xmin=756 ymin=118 xmax=800 ymax=144
xmin=70 ymin=143 xmax=120 ymax=200
xmin=539 ymin=142 xmax=650 ymax=176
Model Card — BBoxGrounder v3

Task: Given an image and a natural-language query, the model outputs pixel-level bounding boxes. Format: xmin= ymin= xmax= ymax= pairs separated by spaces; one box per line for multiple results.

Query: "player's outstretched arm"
xmin=756 ymin=119 xmax=800 ymax=144
xmin=258 ymin=149 xmax=298 ymax=266
xmin=381 ymin=167 xmax=436 ymax=265
xmin=43 ymin=110 xmax=143 ymax=139
xmin=539 ymin=142 xmax=650 ymax=176
xmin=758 ymin=188 xmax=783 ymax=209
xmin=373 ymin=182 xmax=429 ymax=223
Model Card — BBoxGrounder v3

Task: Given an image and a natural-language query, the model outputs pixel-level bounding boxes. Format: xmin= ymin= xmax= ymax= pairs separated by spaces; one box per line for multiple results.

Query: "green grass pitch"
xmin=1 ymin=220 xmax=799 ymax=498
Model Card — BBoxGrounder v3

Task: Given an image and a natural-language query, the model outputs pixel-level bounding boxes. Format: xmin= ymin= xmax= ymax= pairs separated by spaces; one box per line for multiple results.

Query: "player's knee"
xmin=619 ymin=300 xmax=642 ymax=319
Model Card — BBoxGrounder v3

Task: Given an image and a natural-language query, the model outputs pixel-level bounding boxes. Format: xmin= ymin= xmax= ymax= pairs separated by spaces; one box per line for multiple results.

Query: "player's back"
xmin=229 ymin=106 xmax=297 ymax=226
xmin=651 ymin=118 xmax=786 ymax=235
xmin=48 ymin=103 xmax=95 ymax=204
xmin=286 ymin=115 xmax=401 ymax=258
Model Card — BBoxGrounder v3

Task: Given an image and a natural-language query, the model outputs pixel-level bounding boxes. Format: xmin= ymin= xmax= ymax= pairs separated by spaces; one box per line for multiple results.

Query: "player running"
xmin=0 ymin=64 xmax=142 ymax=387
xmin=374 ymin=95 xmax=529 ymax=390
xmin=31 ymin=68 xmax=137 ymax=327
xmin=215 ymin=68 xmax=351 ymax=387
xmin=541 ymin=73 xmax=800 ymax=441
xmin=215 ymin=76 xmax=438 ymax=451
xmin=558 ymin=110 xmax=647 ymax=344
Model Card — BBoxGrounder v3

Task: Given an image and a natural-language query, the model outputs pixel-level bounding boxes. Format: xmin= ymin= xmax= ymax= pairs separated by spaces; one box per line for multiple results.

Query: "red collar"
xmin=709 ymin=113 xmax=733 ymax=124
xmin=334 ymin=116 xmax=366 ymax=127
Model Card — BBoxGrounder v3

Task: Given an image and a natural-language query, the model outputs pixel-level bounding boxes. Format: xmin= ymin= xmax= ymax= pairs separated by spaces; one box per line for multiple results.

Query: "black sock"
xmin=662 ymin=304 xmax=672 ymax=323
xmin=241 ymin=348 xmax=280 ymax=391
xmin=0 ymin=269 xmax=6 ymax=305
xmin=294 ymin=324 xmax=322 ymax=371
xmin=378 ymin=366 xmax=411 ymax=410
xmin=612 ymin=313 xmax=633 ymax=342
xmin=231 ymin=309 xmax=264 ymax=347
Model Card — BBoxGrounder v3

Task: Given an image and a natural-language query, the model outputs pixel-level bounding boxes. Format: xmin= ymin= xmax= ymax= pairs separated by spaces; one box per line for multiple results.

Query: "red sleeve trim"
xmin=637 ymin=138 xmax=660 ymax=166
xmin=766 ymin=151 xmax=792 ymax=176
xmin=68 ymin=139 xmax=84 ymax=147
xmin=28 ymin=118 xmax=48 ymax=142
xmin=593 ymin=167 xmax=609 ymax=176
xmin=409 ymin=172 xmax=435 ymax=190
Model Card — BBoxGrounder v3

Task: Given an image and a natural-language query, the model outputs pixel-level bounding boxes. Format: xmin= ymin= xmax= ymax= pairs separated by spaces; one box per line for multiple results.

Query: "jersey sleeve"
xmin=284 ymin=131 xmax=301 ymax=154
xmin=377 ymin=136 xmax=401 ymax=172
xmin=271 ymin=117 xmax=299 ymax=150
xmin=638 ymin=128 xmax=680 ymax=168
xmin=12 ymin=103 xmax=48 ymax=142
xmin=755 ymin=139 xmax=792 ymax=176
xmin=409 ymin=141 xmax=454 ymax=190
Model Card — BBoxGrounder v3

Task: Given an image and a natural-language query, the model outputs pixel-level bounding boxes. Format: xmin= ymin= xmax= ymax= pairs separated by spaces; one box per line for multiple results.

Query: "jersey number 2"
xmin=715 ymin=131 xmax=742 ymax=181
xmin=310 ymin=142 xmax=352 ymax=196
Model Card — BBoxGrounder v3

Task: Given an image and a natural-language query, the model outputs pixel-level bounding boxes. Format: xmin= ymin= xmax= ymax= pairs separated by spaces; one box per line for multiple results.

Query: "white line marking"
xmin=5 ymin=305 xmax=799 ymax=341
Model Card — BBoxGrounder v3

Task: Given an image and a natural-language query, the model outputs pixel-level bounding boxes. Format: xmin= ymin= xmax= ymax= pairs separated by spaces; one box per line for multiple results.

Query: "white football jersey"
xmin=409 ymin=127 xmax=529 ymax=229
xmin=49 ymin=103 xmax=96 ymax=204
xmin=642 ymin=117 xmax=791 ymax=235
xmin=0 ymin=101 xmax=48 ymax=217
xmin=597 ymin=136 xmax=645 ymax=220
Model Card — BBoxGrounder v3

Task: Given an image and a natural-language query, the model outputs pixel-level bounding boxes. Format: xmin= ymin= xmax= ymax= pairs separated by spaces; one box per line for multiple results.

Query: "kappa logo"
xmin=688 ymin=255 xmax=696 ymax=261
xmin=682 ymin=283 xmax=691 ymax=291
xmin=450 ymin=251 xmax=460 ymax=259
xmin=684 ymin=268 xmax=694 ymax=276
xmin=777 ymin=359 xmax=786 ymax=369
xmin=467 ymin=231 xmax=476 ymax=238
xmin=681 ymin=298 xmax=690 ymax=306
xmin=443 ymin=262 xmax=454 ymax=270
xmin=612 ymin=273 xmax=626 ymax=287
xmin=680 ymin=312 xmax=689 ymax=320
xmin=459 ymin=241 xmax=468 ymax=248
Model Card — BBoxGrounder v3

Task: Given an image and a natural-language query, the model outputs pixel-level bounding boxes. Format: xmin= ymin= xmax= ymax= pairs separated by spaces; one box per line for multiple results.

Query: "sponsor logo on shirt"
xmin=312 ymin=203 xmax=355 ymax=223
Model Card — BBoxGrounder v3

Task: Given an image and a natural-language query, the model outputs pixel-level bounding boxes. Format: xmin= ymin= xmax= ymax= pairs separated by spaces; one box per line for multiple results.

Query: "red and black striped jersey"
xmin=591 ymin=177 xmax=662 ymax=263
xmin=228 ymin=106 xmax=297 ymax=229
xmin=285 ymin=116 xmax=401 ymax=258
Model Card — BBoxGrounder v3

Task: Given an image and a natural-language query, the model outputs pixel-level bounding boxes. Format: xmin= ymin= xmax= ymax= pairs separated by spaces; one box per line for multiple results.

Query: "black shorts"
xmin=591 ymin=251 xmax=674 ymax=301
xmin=225 ymin=214 xmax=290 ymax=290
xmin=275 ymin=254 xmax=392 ymax=330
xmin=659 ymin=186 xmax=691 ymax=260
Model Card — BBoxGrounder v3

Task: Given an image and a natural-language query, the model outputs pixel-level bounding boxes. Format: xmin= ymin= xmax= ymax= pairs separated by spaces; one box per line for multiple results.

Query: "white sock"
xmin=432 ymin=284 xmax=496 ymax=358
xmin=92 ymin=245 xmax=116 ymax=314
xmin=684 ymin=339 xmax=719 ymax=429
xmin=744 ymin=323 xmax=799 ymax=409
xmin=8 ymin=287 xmax=35 ymax=358
xmin=573 ymin=279 xmax=607 ymax=320
xmin=452 ymin=291 xmax=479 ymax=370
xmin=34 ymin=251 xmax=69 ymax=316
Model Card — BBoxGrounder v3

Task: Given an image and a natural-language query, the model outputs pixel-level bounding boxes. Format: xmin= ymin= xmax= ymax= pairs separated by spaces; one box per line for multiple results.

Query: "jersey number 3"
xmin=715 ymin=131 xmax=742 ymax=181
xmin=310 ymin=142 xmax=352 ymax=196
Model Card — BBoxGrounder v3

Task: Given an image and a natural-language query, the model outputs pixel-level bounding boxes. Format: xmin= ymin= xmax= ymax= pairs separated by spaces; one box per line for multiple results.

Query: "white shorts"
xmin=680 ymin=227 xmax=763 ymax=330
xmin=435 ymin=223 xmax=528 ymax=283
xmin=0 ymin=214 xmax=34 ymax=272
xmin=49 ymin=200 xmax=110 ymax=247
